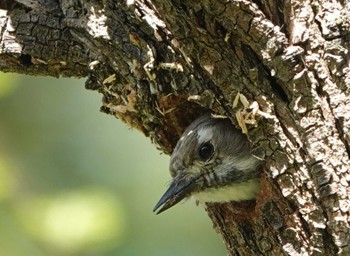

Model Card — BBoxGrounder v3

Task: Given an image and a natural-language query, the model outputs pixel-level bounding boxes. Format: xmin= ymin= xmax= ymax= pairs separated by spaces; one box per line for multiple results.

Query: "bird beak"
xmin=153 ymin=176 xmax=197 ymax=214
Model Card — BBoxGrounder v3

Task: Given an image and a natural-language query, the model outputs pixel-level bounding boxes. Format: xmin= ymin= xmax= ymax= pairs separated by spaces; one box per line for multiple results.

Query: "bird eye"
xmin=198 ymin=142 xmax=214 ymax=160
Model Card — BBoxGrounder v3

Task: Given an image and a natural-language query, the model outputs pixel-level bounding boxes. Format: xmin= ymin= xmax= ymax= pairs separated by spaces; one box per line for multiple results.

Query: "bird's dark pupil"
xmin=199 ymin=142 xmax=214 ymax=160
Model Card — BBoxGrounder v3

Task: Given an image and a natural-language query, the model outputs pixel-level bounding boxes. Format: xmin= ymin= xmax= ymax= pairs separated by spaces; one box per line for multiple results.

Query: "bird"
xmin=153 ymin=113 xmax=262 ymax=214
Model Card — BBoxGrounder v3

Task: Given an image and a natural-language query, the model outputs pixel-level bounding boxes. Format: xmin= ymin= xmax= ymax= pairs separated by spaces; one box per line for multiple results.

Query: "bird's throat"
xmin=193 ymin=179 xmax=260 ymax=202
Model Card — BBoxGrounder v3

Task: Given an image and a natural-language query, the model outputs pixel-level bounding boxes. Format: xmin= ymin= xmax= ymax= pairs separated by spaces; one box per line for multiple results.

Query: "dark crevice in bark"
xmin=335 ymin=117 xmax=350 ymax=159
xmin=269 ymin=76 xmax=290 ymax=104
xmin=250 ymin=0 xmax=287 ymax=35
xmin=18 ymin=54 xmax=32 ymax=66
xmin=194 ymin=8 xmax=206 ymax=30
xmin=322 ymin=228 xmax=339 ymax=255
xmin=0 ymin=0 xmax=17 ymax=10
xmin=297 ymin=211 xmax=312 ymax=239
xmin=241 ymin=44 xmax=290 ymax=104
xmin=214 ymin=19 xmax=228 ymax=39
xmin=276 ymin=116 xmax=300 ymax=148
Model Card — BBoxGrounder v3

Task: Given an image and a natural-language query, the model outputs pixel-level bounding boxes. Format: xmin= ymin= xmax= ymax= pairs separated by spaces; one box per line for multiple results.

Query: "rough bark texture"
xmin=1 ymin=0 xmax=350 ymax=255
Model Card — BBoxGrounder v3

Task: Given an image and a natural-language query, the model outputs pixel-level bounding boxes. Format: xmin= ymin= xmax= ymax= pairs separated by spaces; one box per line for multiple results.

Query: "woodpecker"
xmin=153 ymin=113 xmax=261 ymax=214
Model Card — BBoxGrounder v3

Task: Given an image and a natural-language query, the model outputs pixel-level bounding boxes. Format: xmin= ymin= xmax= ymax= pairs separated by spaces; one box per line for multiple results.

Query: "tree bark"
xmin=1 ymin=0 xmax=349 ymax=255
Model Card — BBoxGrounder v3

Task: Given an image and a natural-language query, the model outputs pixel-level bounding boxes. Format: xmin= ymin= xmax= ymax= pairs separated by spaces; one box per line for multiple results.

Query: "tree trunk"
xmin=1 ymin=0 xmax=349 ymax=255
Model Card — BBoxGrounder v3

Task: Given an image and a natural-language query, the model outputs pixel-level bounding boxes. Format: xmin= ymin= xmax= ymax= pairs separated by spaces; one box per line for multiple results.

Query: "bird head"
xmin=153 ymin=113 xmax=261 ymax=214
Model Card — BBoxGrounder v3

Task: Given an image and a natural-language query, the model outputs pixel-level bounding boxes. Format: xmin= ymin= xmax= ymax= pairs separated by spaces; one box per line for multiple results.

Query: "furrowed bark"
xmin=1 ymin=0 xmax=349 ymax=255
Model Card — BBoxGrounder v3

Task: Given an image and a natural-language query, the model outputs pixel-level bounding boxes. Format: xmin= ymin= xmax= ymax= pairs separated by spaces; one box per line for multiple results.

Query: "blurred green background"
xmin=0 ymin=73 xmax=225 ymax=256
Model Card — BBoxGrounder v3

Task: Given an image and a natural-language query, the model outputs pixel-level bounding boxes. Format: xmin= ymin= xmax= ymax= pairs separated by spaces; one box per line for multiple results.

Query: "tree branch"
xmin=1 ymin=0 xmax=349 ymax=255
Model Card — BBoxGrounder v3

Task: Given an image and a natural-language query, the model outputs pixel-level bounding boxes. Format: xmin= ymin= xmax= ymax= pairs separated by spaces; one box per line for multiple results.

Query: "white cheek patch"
xmin=222 ymin=155 xmax=260 ymax=174
xmin=197 ymin=127 xmax=213 ymax=144
xmin=179 ymin=130 xmax=194 ymax=141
